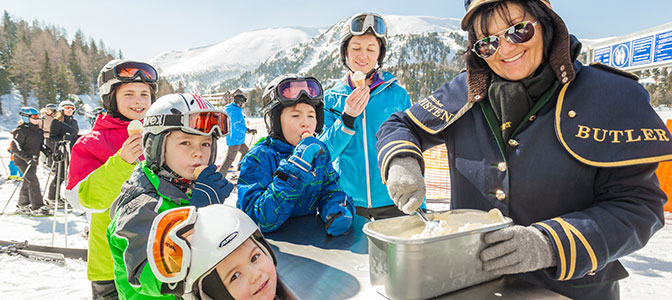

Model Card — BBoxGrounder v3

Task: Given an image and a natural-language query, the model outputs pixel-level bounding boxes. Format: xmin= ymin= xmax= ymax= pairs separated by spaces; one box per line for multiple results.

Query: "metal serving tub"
xmin=363 ymin=209 xmax=513 ymax=300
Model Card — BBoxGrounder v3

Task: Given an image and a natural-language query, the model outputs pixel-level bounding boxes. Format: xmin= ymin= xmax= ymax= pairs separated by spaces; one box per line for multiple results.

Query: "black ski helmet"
xmin=260 ymin=74 xmax=324 ymax=142
xmin=97 ymin=59 xmax=158 ymax=120
xmin=233 ymin=94 xmax=247 ymax=105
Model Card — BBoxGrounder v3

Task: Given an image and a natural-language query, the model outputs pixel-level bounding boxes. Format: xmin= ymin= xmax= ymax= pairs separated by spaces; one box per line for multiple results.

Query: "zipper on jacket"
xmin=362 ymin=110 xmax=372 ymax=208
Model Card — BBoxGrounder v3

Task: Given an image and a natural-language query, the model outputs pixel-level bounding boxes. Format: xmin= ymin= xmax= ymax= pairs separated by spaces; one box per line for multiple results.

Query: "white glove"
xmin=386 ymin=157 xmax=425 ymax=214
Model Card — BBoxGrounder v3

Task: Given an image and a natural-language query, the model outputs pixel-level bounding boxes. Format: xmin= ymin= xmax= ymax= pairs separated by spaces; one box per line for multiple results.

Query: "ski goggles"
xmin=62 ymin=106 xmax=76 ymax=111
xmin=101 ymin=61 xmax=158 ymax=84
xmin=144 ymin=110 xmax=229 ymax=137
xmin=350 ymin=13 xmax=387 ymax=38
xmin=472 ymin=21 xmax=538 ymax=59
xmin=267 ymin=77 xmax=324 ymax=112
xmin=147 ymin=206 xmax=197 ymax=283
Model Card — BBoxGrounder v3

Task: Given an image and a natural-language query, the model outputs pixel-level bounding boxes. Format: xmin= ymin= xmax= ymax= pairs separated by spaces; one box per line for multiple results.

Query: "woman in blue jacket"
xmin=320 ymin=13 xmax=416 ymax=220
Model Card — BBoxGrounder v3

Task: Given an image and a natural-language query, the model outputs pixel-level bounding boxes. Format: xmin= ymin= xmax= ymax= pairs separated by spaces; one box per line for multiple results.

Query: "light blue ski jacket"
xmin=320 ymin=71 xmax=412 ymax=208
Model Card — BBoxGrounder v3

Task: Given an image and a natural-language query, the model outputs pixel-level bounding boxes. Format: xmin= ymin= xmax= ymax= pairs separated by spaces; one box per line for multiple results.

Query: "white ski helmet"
xmin=147 ymin=205 xmax=276 ymax=299
xmin=142 ymin=93 xmax=228 ymax=173
xmin=58 ymin=100 xmax=76 ymax=111
xmin=339 ymin=12 xmax=389 ymax=70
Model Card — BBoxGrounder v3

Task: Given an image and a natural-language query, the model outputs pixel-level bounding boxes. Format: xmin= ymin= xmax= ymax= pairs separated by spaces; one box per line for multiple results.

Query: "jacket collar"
xmin=93 ymin=113 xmax=133 ymax=131
xmin=466 ymin=5 xmax=576 ymax=103
xmin=267 ymin=137 xmax=294 ymax=156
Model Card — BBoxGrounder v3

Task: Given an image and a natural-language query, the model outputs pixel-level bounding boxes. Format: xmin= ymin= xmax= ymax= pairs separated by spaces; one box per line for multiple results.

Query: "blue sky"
xmin=2 ymin=0 xmax=671 ymax=60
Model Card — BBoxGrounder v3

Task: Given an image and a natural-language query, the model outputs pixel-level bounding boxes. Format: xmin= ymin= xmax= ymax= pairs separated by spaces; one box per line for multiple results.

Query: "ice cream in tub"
xmin=362 ymin=209 xmax=512 ymax=299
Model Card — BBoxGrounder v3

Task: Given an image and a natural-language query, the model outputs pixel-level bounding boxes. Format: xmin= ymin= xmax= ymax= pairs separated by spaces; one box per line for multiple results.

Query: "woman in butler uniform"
xmin=375 ymin=0 xmax=672 ymax=299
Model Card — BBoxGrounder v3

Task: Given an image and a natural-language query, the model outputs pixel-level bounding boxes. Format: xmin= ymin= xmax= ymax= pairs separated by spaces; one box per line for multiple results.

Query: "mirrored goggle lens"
xmin=29 ymin=114 xmax=40 ymax=119
xmin=277 ymin=79 xmax=323 ymax=103
xmin=188 ymin=112 xmax=228 ymax=136
xmin=63 ymin=106 xmax=76 ymax=110
xmin=473 ymin=21 xmax=536 ymax=58
xmin=114 ymin=62 xmax=158 ymax=82
xmin=350 ymin=14 xmax=386 ymax=36
xmin=151 ymin=207 xmax=193 ymax=279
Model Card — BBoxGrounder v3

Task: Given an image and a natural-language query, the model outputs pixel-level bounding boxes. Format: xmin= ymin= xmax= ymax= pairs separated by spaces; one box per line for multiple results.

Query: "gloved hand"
xmin=247 ymin=128 xmax=258 ymax=134
xmin=190 ymin=165 xmax=234 ymax=207
xmin=480 ymin=225 xmax=556 ymax=275
xmin=287 ymin=136 xmax=323 ymax=173
xmin=29 ymin=155 xmax=38 ymax=166
xmin=52 ymin=151 xmax=64 ymax=162
xmin=324 ymin=206 xmax=353 ymax=236
xmin=40 ymin=143 xmax=53 ymax=157
xmin=386 ymin=157 xmax=425 ymax=214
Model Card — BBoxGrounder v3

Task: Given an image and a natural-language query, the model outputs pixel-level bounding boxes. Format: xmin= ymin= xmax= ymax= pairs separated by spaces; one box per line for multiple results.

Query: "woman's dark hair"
xmin=465 ymin=0 xmax=554 ymax=75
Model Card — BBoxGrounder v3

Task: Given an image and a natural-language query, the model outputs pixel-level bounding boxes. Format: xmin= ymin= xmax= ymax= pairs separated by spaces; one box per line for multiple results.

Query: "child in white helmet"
xmin=107 ymin=93 xmax=234 ymax=300
xmin=147 ymin=204 xmax=286 ymax=300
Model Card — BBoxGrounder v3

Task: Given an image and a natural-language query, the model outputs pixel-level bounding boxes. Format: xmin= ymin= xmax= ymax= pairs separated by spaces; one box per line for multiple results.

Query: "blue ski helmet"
xmin=19 ymin=107 xmax=40 ymax=123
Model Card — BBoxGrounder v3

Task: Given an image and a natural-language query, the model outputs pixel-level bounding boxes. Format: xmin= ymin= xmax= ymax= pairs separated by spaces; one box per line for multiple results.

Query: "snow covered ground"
xmin=0 ymin=114 xmax=671 ymax=299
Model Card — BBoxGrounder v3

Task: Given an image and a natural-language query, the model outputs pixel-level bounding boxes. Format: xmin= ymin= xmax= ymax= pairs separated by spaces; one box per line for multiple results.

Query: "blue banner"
xmin=654 ymin=30 xmax=672 ymax=63
xmin=631 ymin=36 xmax=653 ymax=66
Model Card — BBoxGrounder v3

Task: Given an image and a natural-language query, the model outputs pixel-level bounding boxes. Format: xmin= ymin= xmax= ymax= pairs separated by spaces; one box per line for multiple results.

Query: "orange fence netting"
xmin=655 ymin=120 xmax=672 ymax=213
xmin=423 ymin=144 xmax=451 ymax=203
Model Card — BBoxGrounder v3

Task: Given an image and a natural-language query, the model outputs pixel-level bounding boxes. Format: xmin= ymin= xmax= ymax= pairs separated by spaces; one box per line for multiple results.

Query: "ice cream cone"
xmin=352 ymin=71 xmax=366 ymax=87
xmin=127 ymin=120 xmax=143 ymax=136
xmin=193 ymin=165 xmax=207 ymax=179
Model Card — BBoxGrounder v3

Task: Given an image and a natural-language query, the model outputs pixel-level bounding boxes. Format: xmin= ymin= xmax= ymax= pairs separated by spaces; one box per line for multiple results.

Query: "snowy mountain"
xmin=149 ymin=15 xmax=465 ymax=94
xmin=148 ymin=27 xmax=322 ymax=92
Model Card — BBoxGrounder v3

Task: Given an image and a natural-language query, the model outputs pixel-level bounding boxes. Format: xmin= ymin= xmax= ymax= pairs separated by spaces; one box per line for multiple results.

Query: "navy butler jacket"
xmin=376 ymin=58 xmax=672 ymax=299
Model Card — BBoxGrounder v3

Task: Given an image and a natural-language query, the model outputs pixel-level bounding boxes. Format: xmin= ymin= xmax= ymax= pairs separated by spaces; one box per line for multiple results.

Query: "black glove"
xmin=52 ymin=151 xmax=64 ymax=162
xmin=41 ymin=144 xmax=53 ymax=157
xmin=247 ymin=128 xmax=258 ymax=134
xmin=29 ymin=155 xmax=38 ymax=166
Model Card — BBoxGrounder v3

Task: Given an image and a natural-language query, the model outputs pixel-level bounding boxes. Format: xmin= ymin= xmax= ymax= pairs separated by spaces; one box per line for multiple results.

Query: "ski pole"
xmin=0 ymin=155 xmax=8 ymax=176
xmin=0 ymin=181 xmax=22 ymax=215
xmin=51 ymin=146 xmax=62 ymax=247
xmin=63 ymin=147 xmax=70 ymax=248
xmin=0 ymin=163 xmax=32 ymax=216
xmin=41 ymin=157 xmax=56 ymax=200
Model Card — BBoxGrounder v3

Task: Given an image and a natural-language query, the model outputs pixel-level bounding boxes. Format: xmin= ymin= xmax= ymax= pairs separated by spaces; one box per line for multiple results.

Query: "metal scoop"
xmin=416 ymin=209 xmax=441 ymax=231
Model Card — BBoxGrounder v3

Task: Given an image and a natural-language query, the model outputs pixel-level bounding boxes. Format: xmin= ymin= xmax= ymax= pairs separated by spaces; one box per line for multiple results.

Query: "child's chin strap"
xmin=200 ymin=268 xmax=234 ymax=300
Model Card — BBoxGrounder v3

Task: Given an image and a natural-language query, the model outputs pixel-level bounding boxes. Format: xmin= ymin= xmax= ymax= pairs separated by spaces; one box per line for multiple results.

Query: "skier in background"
xmin=46 ymin=100 xmax=79 ymax=206
xmin=7 ymin=142 xmax=24 ymax=180
xmin=39 ymin=103 xmax=58 ymax=168
xmin=11 ymin=107 xmax=50 ymax=215
xmin=219 ymin=94 xmax=257 ymax=177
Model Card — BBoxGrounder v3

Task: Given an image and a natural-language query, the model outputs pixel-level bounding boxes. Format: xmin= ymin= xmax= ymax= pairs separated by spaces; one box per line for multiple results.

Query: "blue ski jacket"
xmin=237 ymin=137 xmax=355 ymax=233
xmin=320 ymin=71 xmax=413 ymax=209
xmin=225 ymin=102 xmax=247 ymax=146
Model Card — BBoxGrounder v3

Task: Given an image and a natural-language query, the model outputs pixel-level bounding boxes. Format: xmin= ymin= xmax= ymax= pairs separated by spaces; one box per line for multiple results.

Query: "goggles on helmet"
xmin=101 ymin=61 xmax=158 ymax=85
xmin=271 ymin=77 xmax=323 ymax=107
xmin=350 ymin=13 xmax=387 ymax=38
xmin=147 ymin=206 xmax=197 ymax=283
xmin=143 ymin=110 xmax=229 ymax=138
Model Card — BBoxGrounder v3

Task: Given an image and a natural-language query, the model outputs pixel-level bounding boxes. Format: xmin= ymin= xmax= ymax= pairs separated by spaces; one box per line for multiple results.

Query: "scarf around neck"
xmin=487 ymin=63 xmax=557 ymax=141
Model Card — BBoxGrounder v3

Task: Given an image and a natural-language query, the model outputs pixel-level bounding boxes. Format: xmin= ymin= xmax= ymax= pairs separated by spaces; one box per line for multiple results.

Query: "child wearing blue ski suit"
xmin=237 ymin=75 xmax=355 ymax=235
